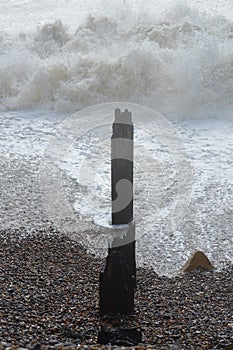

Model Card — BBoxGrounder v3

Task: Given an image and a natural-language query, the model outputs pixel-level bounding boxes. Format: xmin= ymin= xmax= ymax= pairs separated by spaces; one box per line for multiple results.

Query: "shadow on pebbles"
xmin=0 ymin=231 xmax=232 ymax=350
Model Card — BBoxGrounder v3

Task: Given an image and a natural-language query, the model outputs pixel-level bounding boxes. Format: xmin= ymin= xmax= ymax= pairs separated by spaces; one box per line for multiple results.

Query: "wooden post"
xmin=99 ymin=108 xmax=136 ymax=316
xmin=111 ymin=108 xmax=133 ymax=225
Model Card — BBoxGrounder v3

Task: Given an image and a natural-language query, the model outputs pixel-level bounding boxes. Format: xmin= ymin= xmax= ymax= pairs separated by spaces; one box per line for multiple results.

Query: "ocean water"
xmin=0 ymin=0 xmax=232 ymax=275
xmin=0 ymin=0 xmax=233 ymax=113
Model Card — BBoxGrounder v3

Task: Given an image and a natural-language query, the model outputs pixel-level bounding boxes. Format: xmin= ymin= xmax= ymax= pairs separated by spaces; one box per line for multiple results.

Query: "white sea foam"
xmin=0 ymin=0 xmax=232 ymax=275
xmin=0 ymin=1 xmax=232 ymax=117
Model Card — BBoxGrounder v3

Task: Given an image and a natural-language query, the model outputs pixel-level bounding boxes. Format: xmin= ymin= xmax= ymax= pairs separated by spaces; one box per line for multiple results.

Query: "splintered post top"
xmin=112 ymin=108 xmax=133 ymax=140
xmin=115 ymin=108 xmax=132 ymax=124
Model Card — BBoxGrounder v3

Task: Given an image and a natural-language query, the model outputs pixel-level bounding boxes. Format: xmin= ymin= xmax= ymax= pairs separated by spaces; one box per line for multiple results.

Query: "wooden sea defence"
xmin=111 ymin=108 xmax=133 ymax=225
xmin=99 ymin=108 xmax=136 ymax=316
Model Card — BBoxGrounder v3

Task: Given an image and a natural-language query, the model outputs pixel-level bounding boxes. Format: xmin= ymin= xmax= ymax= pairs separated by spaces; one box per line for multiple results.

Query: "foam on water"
xmin=0 ymin=0 xmax=232 ymax=275
xmin=0 ymin=0 xmax=232 ymax=117
xmin=1 ymin=108 xmax=231 ymax=275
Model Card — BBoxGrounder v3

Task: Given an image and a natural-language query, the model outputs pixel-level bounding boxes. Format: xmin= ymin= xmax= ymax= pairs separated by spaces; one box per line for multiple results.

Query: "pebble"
xmin=0 ymin=232 xmax=232 ymax=350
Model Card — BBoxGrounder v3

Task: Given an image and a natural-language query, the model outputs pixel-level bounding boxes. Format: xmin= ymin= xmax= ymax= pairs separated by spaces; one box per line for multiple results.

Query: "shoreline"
xmin=1 ymin=230 xmax=232 ymax=350
xmin=0 ymin=132 xmax=232 ymax=277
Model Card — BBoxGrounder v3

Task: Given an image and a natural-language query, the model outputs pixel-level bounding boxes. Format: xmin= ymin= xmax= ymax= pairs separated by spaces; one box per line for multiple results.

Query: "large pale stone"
xmin=182 ymin=251 xmax=214 ymax=272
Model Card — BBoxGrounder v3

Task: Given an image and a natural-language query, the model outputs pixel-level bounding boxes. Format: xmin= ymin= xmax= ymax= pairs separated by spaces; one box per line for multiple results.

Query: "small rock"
xmin=163 ymin=313 xmax=171 ymax=320
xmin=48 ymin=340 xmax=59 ymax=345
xmin=225 ymin=344 xmax=233 ymax=350
xmin=30 ymin=343 xmax=42 ymax=350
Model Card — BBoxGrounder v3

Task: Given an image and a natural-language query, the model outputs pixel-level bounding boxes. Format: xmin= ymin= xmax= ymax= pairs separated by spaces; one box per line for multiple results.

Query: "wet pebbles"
xmin=0 ymin=231 xmax=232 ymax=350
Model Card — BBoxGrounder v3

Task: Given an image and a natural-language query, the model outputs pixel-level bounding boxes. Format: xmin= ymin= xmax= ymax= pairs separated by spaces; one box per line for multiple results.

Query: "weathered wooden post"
xmin=99 ymin=108 xmax=136 ymax=316
xmin=111 ymin=108 xmax=133 ymax=225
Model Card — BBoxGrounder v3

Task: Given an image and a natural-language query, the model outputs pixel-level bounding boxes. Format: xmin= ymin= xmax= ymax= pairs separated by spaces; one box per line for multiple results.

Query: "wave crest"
xmin=0 ymin=5 xmax=233 ymax=116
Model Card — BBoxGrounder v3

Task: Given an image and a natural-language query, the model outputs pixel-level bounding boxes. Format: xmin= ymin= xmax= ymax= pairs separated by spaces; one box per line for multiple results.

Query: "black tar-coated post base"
xmin=99 ymin=222 xmax=136 ymax=316
xmin=98 ymin=326 xmax=142 ymax=346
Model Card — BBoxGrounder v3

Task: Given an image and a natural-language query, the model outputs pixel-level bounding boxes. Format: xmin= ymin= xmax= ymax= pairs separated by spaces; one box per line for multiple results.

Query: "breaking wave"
xmin=0 ymin=2 xmax=233 ymax=116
